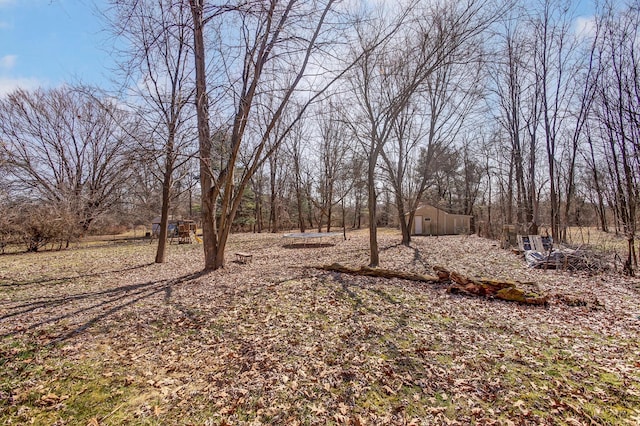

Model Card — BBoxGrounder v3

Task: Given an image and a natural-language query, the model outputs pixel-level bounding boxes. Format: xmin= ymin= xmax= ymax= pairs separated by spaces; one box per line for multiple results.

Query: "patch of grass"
xmin=565 ymin=226 xmax=628 ymax=253
xmin=0 ymin=341 xmax=134 ymax=425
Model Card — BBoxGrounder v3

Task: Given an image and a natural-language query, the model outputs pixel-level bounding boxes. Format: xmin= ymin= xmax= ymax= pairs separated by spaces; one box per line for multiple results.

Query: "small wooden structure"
xmin=173 ymin=220 xmax=197 ymax=244
xmin=235 ymin=252 xmax=253 ymax=264
xmin=517 ymin=235 xmax=552 ymax=252
xmin=408 ymin=204 xmax=472 ymax=236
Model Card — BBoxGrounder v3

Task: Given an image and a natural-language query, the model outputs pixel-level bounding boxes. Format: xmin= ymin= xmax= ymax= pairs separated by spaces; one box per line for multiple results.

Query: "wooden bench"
xmin=235 ymin=252 xmax=253 ymax=264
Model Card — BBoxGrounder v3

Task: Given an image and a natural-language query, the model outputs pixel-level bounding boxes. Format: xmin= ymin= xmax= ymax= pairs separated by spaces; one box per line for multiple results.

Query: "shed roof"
xmin=408 ymin=204 xmax=473 ymax=217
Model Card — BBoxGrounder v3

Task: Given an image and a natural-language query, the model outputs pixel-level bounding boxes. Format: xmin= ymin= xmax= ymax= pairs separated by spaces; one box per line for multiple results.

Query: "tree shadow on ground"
xmin=377 ymin=241 xmax=433 ymax=271
xmin=324 ymin=271 xmax=426 ymax=378
xmin=0 ymin=263 xmax=154 ymax=290
xmin=0 ymin=270 xmax=208 ymax=347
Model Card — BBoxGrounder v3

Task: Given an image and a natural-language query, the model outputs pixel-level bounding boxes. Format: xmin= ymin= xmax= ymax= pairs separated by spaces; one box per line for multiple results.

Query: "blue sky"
xmin=0 ymin=0 xmax=113 ymax=95
xmin=0 ymin=0 xmax=596 ymax=97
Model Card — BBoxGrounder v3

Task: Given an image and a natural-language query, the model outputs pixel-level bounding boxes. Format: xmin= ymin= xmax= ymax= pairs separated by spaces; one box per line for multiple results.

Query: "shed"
xmin=407 ymin=204 xmax=472 ymax=236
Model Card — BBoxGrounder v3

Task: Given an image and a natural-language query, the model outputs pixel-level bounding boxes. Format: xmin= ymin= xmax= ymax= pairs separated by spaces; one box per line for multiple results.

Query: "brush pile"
xmin=524 ymin=245 xmax=611 ymax=273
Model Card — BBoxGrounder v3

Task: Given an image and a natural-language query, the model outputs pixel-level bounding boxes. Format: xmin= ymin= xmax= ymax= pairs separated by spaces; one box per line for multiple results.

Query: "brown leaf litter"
xmin=0 ymin=230 xmax=639 ymax=425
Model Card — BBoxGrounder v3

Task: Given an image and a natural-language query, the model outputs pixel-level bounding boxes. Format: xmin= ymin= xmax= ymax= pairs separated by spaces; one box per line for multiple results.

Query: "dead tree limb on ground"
xmin=315 ymin=263 xmax=442 ymax=283
xmin=314 ymin=263 xmax=548 ymax=306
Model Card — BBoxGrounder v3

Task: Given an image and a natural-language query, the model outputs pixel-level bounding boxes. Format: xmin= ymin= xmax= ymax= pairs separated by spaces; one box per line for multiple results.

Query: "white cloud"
xmin=574 ymin=16 xmax=596 ymax=39
xmin=0 ymin=54 xmax=17 ymax=70
xmin=0 ymin=76 xmax=43 ymax=96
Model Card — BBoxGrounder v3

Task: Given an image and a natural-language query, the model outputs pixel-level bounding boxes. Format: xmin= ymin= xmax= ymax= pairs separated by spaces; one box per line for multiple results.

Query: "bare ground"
xmin=0 ymin=230 xmax=639 ymax=425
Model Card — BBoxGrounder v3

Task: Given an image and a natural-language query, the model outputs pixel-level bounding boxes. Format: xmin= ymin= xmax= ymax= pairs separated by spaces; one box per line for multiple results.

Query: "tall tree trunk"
xmin=506 ymin=157 xmax=514 ymax=224
xmin=305 ymin=180 xmax=314 ymax=229
xmin=513 ymin=140 xmax=525 ymax=225
xmin=155 ymin=166 xmax=172 ymax=263
xmin=253 ymin=175 xmax=263 ymax=233
xmin=399 ymin=214 xmax=410 ymax=246
xmin=353 ymin=192 xmax=361 ymax=229
xmin=395 ymin=194 xmax=410 ymax=246
xmin=255 ymin=195 xmax=263 ymax=233
xmin=548 ymin=160 xmax=559 ymax=241
xmin=587 ymin=135 xmax=608 ymax=232
xmin=341 ymin=198 xmax=346 ymax=240
xmin=296 ymin=186 xmax=305 ymax=233
xmin=326 ymin=181 xmax=334 ymax=232
xmin=155 ymin=126 xmax=176 ymax=264
xmin=367 ymin=157 xmax=379 ymax=267
xmin=269 ymin=155 xmax=278 ymax=233
xmin=190 ymin=0 xmax=217 ymax=270
xmin=293 ymin=152 xmax=306 ymax=232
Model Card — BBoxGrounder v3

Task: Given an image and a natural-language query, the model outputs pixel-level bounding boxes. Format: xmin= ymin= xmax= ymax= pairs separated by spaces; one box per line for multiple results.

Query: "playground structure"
xmin=151 ymin=218 xmax=201 ymax=244
xmin=171 ymin=220 xmax=199 ymax=244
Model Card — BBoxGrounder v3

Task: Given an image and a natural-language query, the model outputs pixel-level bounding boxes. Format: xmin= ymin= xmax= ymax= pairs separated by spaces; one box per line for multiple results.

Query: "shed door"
xmin=414 ymin=216 xmax=423 ymax=234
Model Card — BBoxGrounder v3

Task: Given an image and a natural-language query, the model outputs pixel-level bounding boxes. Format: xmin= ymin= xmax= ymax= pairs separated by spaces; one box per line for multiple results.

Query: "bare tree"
xmin=254 ymin=100 xmax=297 ymax=234
xmin=107 ymin=0 xmax=195 ymax=263
xmin=285 ymin=119 xmax=311 ymax=233
xmin=530 ymin=0 xmax=581 ymax=242
xmin=346 ymin=0 xmax=499 ymax=265
xmin=591 ymin=3 xmax=640 ymax=275
xmin=249 ymin=164 xmax=266 ymax=233
xmin=381 ymin=52 xmax=483 ymax=245
xmin=582 ymin=127 xmax=608 ymax=232
xmin=489 ymin=0 xmax=588 ymax=240
xmin=490 ymin=15 xmax=533 ymax=228
xmin=190 ymin=0 xmax=358 ymax=270
xmin=458 ymin=136 xmax=485 ymax=218
xmin=0 ymin=87 xmax=133 ymax=236
xmin=267 ymin=143 xmax=290 ymax=233
xmin=559 ymin=28 xmax=598 ymax=241
xmin=308 ymin=103 xmax=353 ymax=232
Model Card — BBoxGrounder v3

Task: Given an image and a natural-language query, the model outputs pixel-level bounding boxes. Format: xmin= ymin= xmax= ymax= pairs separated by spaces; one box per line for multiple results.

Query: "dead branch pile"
xmin=315 ymin=263 xmax=548 ymax=305
xmin=524 ymin=246 xmax=611 ymax=273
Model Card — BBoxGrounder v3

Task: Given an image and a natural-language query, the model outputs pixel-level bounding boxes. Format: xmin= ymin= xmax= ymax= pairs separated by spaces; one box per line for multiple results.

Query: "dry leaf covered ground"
xmin=1 ymin=230 xmax=639 ymax=425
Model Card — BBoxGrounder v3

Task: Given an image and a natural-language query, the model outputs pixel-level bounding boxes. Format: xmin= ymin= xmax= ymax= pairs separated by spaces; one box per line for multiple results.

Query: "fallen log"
xmin=315 ymin=263 xmax=441 ymax=283
xmin=495 ymin=287 xmax=548 ymax=305
xmin=436 ymin=267 xmax=548 ymax=305
xmin=314 ymin=263 xmax=548 ymax=305
xmin=447 ymin=284 xmax=548 ymax=305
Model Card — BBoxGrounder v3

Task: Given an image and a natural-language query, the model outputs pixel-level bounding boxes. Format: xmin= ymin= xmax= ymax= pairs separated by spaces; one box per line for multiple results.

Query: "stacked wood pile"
xmin=316 ymin=263 xmax=548 ymax=306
